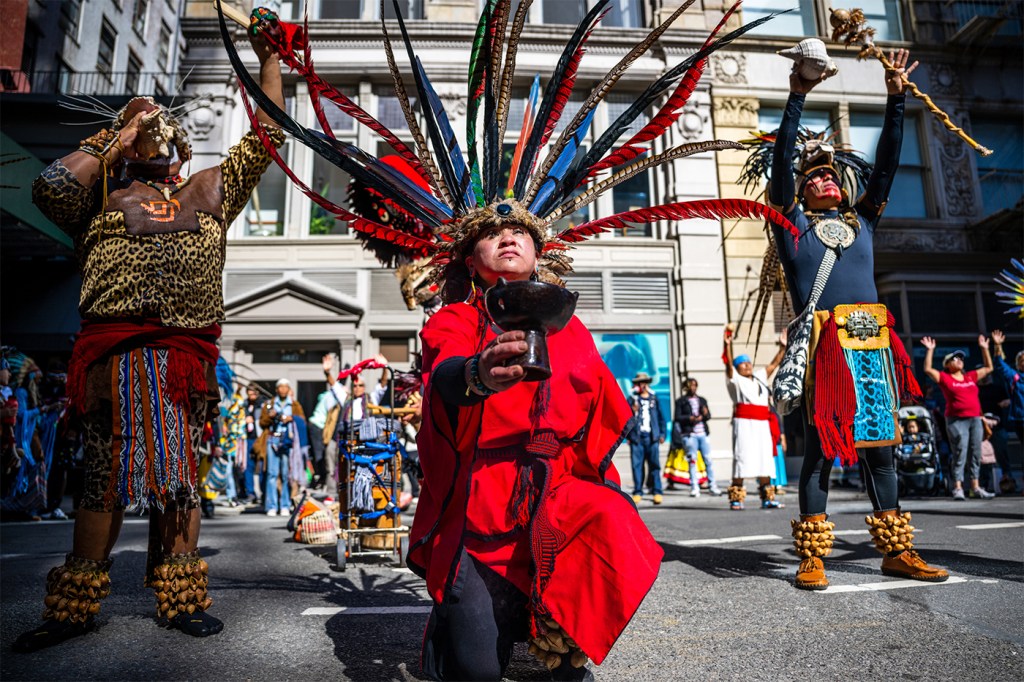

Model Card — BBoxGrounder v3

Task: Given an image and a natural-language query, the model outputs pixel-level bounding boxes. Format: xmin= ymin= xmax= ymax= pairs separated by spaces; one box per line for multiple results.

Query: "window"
xmin=542 ymin=0 xmax=587 ymax=25
xmin=59 ymin=0 xmax=83 ymax=38
xmin=377 ymin=337 xmax=411 ymax=363
xmin=849 ymin=112 xmax=927 ymax=218
xmin=310 ymin=155 xmax=351 ymax=236
xmin=158 ymin=22 xmax=172 ymax=70
xmin=382 ymin=0 xmax=423 ymax=20
xmin=906 ymin=292 xmax=977 ymax=333
xmin=743 ymin=0 xmax=817 ymax=38
xmin=971 ymin=117 xmax=1024 ymax=216
xmin=611 ymin=169 xmax=651 ymax=237
xmin=376 ymin=88 xmax=416 ymax=131
xmin=604 ymin=0 xmax=641 ymax=28
xmin=133 ymin=0 xmax=150 ymax=38
xmin=758 ymin=106 xmax=833 ymax=133
xmin=831 ymin=0 xmax=902 ymax=41
xmin=321 ymin=0 xmax=361 ymax=19
xmin=318 ymin=86 xmax=357 ymax=133
xmin=97 ymin=20 xmax=117 ymax=76
xmin=57 ymin=60 xmax=74 ymax=95
xmin=245 ymin=143 xmax=289 ymax=236
xmin=951 ymin=0 xmax=1023 ymax=39
xmin=126 ymin=52 xmax=142 ymax=94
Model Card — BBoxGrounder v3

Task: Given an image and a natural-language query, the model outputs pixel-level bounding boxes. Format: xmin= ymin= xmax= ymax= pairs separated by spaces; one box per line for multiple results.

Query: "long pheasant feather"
xmin=495 ymin=0 xmax=536 ymax=153
xmin=581 ymin=0 xmax=741 ymax=182
xmin=466 ymin=0 xmax=495 ymax=205
xmin=512 ymin=0 xmax=610 ymax=200
xmin=563 ymin=10 xmax=786 ymax=194
xmin=553 ymin=199 xmax=798 ymax=245
xmin=506 ymin=74 xmax=540 ymax=196
xmin=380 ymin=0 xmax=451 ymax=206
xmin=531 ymin=0 xmax=697 ymax=195
xmin=528 ymin=107 xmax=596 ymax=214
xmin=537 ymin=13 xmax=602 ymax=149
xmin=544 ymin=140 xmax=743 ymax=221
xmin=238 ymin=80 xmax=437 ymax=258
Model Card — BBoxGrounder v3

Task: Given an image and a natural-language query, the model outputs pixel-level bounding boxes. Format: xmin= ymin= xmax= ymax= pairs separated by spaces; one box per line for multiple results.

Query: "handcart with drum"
xmin=332 ymin=388 xmax=416 ymax=571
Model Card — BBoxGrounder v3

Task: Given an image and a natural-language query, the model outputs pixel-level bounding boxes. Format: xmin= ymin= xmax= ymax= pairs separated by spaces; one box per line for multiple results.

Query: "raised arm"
xmin=723 ymin=327 xmax=735 ymax=380
xmin=920 ymin=336 xmax=941 ymax=384
xmin=976 ymin=334 xmax=994 ymax=381
xmin=858 ymin=50 xmax=917 ymax=222
xmin=765 ymin=328 xmax=788 ymax=376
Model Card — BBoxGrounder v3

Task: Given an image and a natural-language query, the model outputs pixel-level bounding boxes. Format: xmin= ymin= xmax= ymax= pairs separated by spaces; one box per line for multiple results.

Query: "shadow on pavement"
xmin=659 ymin=542 xmax=792 ymax=581
xmin=900 ymin=508 xmax=1024 ymax=522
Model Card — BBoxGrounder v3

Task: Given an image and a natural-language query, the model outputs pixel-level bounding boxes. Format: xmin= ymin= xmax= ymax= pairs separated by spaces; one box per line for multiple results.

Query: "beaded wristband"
xmin=465 ymin=354 xmax=497 ymax=397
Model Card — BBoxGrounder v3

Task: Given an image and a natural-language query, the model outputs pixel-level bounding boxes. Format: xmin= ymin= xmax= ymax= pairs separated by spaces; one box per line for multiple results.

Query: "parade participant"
xmin=13 ymin=12 xmax=284 ymax=651
xmin=217 ymin=2 xmax=797 ymax=675
xmin=744 ymin=48 xmax=948 ymax=589
xmin=259 ymin=379 xmax=305 ymax=515
xmin=627 ymin=372 xmax=666 ymax=504
xmin=920 ymin=336 xmax=995 ymax=500
xmin=413 ymin=205 xmax=662 ymax=681
xmin=243 ymin=383 xmax=266 ymax=505
xmin=723 ymin=329 xmax=786 ymax=510
xmin=673 ymin=376 xmax=721 ymax=497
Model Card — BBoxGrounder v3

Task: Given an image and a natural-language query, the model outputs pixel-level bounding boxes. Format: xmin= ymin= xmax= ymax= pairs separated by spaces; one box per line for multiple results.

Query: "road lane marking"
xmin=821 ymin=576 xmax=1000 ymax=593
xmin=676 ymin=534 xmax=783 ymax=546
xmin=956 ymin=522 xmax=1024 ymax=530
xmin=303 ymin=605 xmax=432 ymax=616
xmin=832 ymin=529 xmax=871 ymax=536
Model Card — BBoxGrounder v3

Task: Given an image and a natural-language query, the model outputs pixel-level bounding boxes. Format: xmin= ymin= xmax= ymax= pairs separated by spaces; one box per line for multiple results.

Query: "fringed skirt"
xmin=79 ymin=348 xmax=213 ymax=512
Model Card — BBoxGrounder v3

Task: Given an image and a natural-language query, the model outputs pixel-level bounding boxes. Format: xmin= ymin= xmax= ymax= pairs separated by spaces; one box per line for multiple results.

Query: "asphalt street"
xmin=2 ymin=479 xmax=1023 ymax=681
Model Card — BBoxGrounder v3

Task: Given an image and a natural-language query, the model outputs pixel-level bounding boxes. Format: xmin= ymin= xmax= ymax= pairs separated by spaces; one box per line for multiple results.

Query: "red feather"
xmin=261 ymin=20 xmax=433 ymax=188
xmin=581 ymin=1 xmax=741 ymax=182
xmin=238 ymin=79 xmax=438 ymax=259
xmin=554 ymin=198 xmax=799 ymax=244
xmin=538 ymin=7 xmax=608 ymax=148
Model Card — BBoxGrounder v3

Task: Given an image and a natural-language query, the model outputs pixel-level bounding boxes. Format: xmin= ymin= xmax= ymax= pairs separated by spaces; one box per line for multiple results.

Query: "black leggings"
xmin=421 ymin=551 xmax=529 ymax=681
xmin=798 ymin=410 xmax=898 ymax=516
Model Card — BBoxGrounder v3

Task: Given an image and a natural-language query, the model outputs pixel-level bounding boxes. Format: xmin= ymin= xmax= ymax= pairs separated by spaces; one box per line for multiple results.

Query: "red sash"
xmin=733 ymin=403 xmax=781 ymax=450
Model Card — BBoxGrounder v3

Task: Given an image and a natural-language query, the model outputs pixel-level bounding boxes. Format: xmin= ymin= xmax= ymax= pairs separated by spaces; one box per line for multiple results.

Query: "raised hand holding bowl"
xmin=484 ymin=278 xmax=579 ymax=381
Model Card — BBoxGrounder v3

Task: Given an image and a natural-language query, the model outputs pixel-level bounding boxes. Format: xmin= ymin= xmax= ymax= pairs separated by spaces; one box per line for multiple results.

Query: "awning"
xmin=0 ymin=132 xmax=73 ymax=250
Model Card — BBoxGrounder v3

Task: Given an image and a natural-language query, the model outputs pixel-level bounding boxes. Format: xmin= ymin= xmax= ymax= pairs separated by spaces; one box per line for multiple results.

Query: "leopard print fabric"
xmin=31 ymin=128 xmax=285 ymax=328
xmin=79 ymin=390 xmax=206 ymax=513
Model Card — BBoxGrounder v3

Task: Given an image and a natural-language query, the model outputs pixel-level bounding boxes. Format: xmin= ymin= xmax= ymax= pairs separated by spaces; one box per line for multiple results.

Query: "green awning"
xmin=0 ymin=132 xmax=73 ymax=249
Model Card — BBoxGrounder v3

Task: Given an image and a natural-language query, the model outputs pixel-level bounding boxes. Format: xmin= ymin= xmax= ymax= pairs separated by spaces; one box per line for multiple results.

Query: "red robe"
xmin=409 ymin=301 xmax=663 ymax=665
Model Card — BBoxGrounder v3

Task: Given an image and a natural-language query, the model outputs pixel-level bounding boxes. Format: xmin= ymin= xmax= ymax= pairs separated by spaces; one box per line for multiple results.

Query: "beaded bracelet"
xmin=465 ymin=354 xmax=497 ymax=397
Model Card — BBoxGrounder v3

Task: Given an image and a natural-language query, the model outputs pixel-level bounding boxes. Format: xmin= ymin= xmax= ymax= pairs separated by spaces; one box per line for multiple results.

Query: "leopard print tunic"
xmin=32 ymin=128 xmax=286 ymax=328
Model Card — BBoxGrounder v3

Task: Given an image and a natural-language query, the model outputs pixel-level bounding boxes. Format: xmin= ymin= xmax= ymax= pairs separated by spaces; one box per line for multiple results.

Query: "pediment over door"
xmin=224 ymin=276 xmax=364 ymax=323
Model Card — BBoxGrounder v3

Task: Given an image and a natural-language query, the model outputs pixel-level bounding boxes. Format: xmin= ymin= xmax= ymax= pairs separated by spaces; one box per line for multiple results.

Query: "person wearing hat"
xmin=723 ymin=328 xmax=787 ymax=511
xmin=259 ymin=378 xmax=306 ymax=515
xmin=921 ymin=336 xmax=995 ymax=500
xmin=627 ymin=371 xmax=667 ymax=504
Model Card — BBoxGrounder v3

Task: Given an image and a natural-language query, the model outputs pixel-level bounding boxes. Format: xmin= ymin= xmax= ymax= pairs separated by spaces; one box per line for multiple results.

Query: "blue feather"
xmin=414 ymin=57 xmax=475 ymax=210
xmin=528 ymin=108 xmax=596 ymax=215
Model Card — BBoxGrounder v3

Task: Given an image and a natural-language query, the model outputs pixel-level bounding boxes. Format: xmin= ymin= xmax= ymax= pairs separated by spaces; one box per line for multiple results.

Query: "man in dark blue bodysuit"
xmin=768 ymin=49 xmax=948 ymax=590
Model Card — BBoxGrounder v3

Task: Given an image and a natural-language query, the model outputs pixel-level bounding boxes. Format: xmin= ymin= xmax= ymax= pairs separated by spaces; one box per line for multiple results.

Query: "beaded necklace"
xmin=142 ymin=174 xmax=190 ymax=202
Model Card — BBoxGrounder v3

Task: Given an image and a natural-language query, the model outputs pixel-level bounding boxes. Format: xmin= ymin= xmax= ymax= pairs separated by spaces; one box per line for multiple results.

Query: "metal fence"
xmin=0 ymin=70 xmax=173 ymax=96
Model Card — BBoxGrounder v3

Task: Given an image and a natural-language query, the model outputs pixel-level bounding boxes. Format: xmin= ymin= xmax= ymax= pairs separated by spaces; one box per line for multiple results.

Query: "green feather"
xmin=466 ymin=0 xmax=495 ymax=206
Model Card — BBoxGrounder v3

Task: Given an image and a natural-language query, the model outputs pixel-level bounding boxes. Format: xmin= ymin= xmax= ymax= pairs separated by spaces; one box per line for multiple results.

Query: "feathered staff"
xmin=995 ymin=259 xmax=1024 ymax=319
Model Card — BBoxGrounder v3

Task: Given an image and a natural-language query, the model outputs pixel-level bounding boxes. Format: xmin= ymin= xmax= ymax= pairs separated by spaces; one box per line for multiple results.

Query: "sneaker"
xmin=708 ymin=486 xmax=723 ymax=496
xmin=952 ymin=488 xmax=966 ymax=501
xmin=730 ymin=500 xmax=744 ymax=511
xmin=631 ymin=494 xmax=643 ymax=504
xmin=652 ymin=494 xmax=663 ymax=505
xmin=761 ymin=499 xmax=785 ymax=509
xmin=41 ymin=508 xmax=68 ymax=520
xmin=968 ymin=488 xmax=995 ymax=499
xmin=265 ymin=510 xmax=277 ymax=516
xmin=690 ymin=488 xmax=700 ymax=498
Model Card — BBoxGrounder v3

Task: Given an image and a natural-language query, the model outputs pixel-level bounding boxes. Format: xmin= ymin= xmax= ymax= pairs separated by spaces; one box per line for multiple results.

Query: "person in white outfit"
xmin=723 ymin=327 xmax=786 ymax=510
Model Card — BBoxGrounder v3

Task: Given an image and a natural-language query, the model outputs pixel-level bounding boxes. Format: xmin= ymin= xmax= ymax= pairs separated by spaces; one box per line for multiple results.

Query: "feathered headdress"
xmin=995 ymin=258 xmax=1024 ymax=319
xmin=217 ymin=1 xmax=797 ymax=303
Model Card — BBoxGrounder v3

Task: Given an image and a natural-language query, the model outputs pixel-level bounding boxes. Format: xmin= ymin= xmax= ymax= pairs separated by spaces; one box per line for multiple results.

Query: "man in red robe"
xmin=409 ymin=200 xmax=663 ymax=681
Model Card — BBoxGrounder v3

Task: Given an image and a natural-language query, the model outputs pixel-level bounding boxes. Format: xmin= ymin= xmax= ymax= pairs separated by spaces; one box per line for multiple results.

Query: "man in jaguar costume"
xmin=13 ymin=11 xmax=284 ymax=651
xmin=762 ymin=48 xmax=948 ymax=590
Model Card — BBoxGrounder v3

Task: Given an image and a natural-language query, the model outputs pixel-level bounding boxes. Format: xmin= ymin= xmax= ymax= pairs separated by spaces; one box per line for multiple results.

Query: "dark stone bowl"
xmin=484 ymin=279 xmax=579 ymax=381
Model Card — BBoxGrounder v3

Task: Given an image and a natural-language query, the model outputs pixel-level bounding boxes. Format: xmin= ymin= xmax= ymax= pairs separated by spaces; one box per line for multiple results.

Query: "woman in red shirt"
xmin=921 ymin=336 xmax=995 ymax=500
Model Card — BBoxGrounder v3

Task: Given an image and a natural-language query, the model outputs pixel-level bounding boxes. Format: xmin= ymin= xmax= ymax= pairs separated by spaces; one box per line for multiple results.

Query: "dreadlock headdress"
xmin=217 ymin=1 xmax=798 ymax=302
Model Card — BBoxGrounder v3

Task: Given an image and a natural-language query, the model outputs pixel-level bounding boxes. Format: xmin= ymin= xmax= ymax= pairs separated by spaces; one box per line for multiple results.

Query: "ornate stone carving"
xmin=712 ymin=53 xmax=747 ymax=85
xmin=712 ymin=97 xmax=758 ymax=128
xmin=874 ymin=228 xmax=969 ymax=252
xmin=928 ymin=64 xmax=961 ymax=98
xmin=183 ymin=95 xmax=222 ymax=142
xmin=438 ymin=92 xmax=466 ymax=117
xmin=678 ymin=104 xmax=708 ymax=140
xmin=930 ymin=110 xmax=977 ymax=218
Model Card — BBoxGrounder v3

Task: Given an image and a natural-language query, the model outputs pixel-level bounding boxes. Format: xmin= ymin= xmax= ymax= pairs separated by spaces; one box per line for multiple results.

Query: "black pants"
xmin=798 ymin=405 xmax=898 ymax=516
xmin=421 ymin=551 xmax=529 ymax=681
xmin=307 ymin=422 xmax=326 ymax=482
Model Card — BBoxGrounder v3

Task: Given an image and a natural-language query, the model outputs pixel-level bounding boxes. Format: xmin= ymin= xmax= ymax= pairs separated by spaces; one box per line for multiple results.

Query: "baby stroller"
xmin=895 ymin=406 xmax=945 ymax=496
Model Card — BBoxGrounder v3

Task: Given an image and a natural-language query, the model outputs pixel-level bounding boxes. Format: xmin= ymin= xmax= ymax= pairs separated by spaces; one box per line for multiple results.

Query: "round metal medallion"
xmin=813 ymin=217 xmax=856 ymax=249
